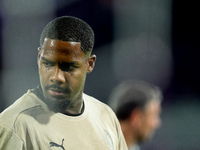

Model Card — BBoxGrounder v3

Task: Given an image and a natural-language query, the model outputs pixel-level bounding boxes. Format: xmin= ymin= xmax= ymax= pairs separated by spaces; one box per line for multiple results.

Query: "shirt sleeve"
xmin=0 ymin=125 xmax=24 ymax=150
xmin=106 ymin=106 xmax=128 ymax=150
xmin=115 ymin=117 xmax=128 ymax=150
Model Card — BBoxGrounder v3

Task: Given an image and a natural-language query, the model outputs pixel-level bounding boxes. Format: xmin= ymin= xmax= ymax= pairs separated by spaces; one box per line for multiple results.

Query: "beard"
xmin=137 ymin=131 xmax=154 ymax=145
xmin=41 ymin=84 xmax=73 ymax=113
xmin=40 ymin=84 xmax=83 ymax=114
xmin=45 ymin=96 xmax=72 ymax=113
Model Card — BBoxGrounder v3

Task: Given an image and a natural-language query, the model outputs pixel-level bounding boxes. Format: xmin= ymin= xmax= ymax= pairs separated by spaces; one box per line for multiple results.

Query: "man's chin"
xmin=45 ymin=96 xmax=72 ymax=112
xmin=139 ymin=134 xmax=154 ymax=144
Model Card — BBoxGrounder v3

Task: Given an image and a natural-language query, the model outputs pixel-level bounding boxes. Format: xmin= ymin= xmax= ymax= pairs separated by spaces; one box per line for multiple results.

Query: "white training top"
xmin=0 ymin=90 xmax=128 ymax=150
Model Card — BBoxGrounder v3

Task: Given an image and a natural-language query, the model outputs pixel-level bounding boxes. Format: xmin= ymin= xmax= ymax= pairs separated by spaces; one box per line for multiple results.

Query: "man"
xmin=108 ymin=80 xmax=162 ymax=150
xmin=0 ymin=16 xmax=128 ymax=150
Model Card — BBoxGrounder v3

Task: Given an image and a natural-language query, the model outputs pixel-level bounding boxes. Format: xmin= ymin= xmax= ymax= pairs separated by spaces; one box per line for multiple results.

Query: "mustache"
xmin=46 ymin=84 xmax=71 ymax=93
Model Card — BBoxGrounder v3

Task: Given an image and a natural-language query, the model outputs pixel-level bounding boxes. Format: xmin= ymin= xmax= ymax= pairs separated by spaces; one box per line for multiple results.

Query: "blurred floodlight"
xmin=1 ymin=0 xmax=55 ymax=106
xmin=2 ymin=0 xmax=55 ymax=16
xmin=111 ymin=33 xmax=173 ymax=90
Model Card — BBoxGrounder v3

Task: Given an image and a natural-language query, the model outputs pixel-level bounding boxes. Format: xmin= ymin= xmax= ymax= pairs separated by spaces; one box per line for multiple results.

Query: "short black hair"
xmin=108 ymin=80 xmax=162 ymax=120
xmin=40 ymin=16 xmax=95 ymax=53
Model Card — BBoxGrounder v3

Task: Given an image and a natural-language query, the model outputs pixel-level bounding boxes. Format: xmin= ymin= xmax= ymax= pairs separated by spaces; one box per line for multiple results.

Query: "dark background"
xmin=171 ymin=1 xmax=200 ymax=98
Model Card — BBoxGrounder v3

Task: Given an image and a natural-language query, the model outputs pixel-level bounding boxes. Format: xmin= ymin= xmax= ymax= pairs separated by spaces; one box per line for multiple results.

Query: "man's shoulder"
xmin=0 ymin=90 xmax=42 ymax=129
xmin=83 ymin=93 xmax=108 ymax=107
xmin=83 ymin=93 xmax=120 ymax=129
xmin=83 ymin=93 xmax=115 ymax=115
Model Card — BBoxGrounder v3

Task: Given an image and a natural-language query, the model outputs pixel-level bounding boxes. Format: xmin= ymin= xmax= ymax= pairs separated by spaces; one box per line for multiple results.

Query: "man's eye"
xmin=60 ymin=63 xmax=76 ymax=72
xmin=43 ymin=62 xmax=53 ymax=67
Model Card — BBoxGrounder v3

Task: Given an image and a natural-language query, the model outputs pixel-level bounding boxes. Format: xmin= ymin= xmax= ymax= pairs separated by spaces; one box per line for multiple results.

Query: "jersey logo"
xmin=103 ymin=130 xmax=114 ymax=150
xmin=49 ymin=139 xmax=65 ymax=150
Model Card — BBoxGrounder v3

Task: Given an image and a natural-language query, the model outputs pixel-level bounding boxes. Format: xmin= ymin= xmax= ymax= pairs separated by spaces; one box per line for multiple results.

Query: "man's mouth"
xmin=48 ymin=88 xmax=66 ymax=96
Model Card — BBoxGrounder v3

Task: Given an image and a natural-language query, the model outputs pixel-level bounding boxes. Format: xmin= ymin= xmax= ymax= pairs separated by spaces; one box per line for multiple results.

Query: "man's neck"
xmin=120 ymin=120 xmax=137 ymax=149
xmin=32 ymin=85 xmax=84 ymax=116
xmin=63 ymin=99 xmax=84 ymax=116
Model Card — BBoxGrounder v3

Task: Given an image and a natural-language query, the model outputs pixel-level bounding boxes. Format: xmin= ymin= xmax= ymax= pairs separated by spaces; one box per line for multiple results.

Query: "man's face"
xmin=137 ymin=100 xmax=161 ymax=143
xmin=38 ymin=38 xmax=95 ymax=111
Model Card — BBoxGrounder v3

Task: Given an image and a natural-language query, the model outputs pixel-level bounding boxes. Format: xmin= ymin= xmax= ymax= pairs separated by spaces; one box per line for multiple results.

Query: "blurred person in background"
xmin=108 ymin=80 xmax=162 ymax=150
xmin=0 ymin=16 xmax=128 ymax=150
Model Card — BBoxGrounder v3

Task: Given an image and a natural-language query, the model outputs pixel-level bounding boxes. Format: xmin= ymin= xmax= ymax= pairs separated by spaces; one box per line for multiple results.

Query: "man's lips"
xmin=48 ymin=88 xmax=66 ymax=96
xmin=45 ymin=84 xmax=71 ymax=97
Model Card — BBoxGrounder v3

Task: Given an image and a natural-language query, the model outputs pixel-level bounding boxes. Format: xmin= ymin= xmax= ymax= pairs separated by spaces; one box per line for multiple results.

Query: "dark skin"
xmin=38 ymin=38 xmax=96 ymax=115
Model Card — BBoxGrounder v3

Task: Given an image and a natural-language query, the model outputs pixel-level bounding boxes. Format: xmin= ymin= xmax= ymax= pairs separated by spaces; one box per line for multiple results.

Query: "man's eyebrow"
xmin=41 ymin=57 xmax=79 ymax=65
xmin=60 ymin=61 xmax=79 ymax=66
xmin=41 ymin=57 xmax=53 ymax=63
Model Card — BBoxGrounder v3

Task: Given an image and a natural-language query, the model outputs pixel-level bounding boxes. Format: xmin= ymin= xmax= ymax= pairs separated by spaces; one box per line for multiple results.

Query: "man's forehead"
xmin=44 ymin=38 xmax=80 ymax=45
xmin=41 ymin=38 xmax=82 ymax=53
xmin=42 ymin=38 xmax=81 ymax=50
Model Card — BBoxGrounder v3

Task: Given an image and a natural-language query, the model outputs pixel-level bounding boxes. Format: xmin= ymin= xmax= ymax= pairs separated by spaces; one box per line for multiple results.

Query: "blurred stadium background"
xmin=0 ymin=0 xmax=199 ymax=149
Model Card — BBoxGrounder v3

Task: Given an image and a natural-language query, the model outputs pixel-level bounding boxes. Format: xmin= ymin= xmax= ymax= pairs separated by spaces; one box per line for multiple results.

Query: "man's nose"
xmin=50 ymin=67 xmax=66 ymax=84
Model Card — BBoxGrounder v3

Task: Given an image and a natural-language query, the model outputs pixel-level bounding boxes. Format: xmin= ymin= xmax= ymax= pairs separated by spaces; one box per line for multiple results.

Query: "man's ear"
xmin=129 ymin=108 xmax=143 ymax=127
xmin=37 ymin=47 xmax=41 ymax=66
xmin=87 ymin=54 xmax=96 ymax=74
